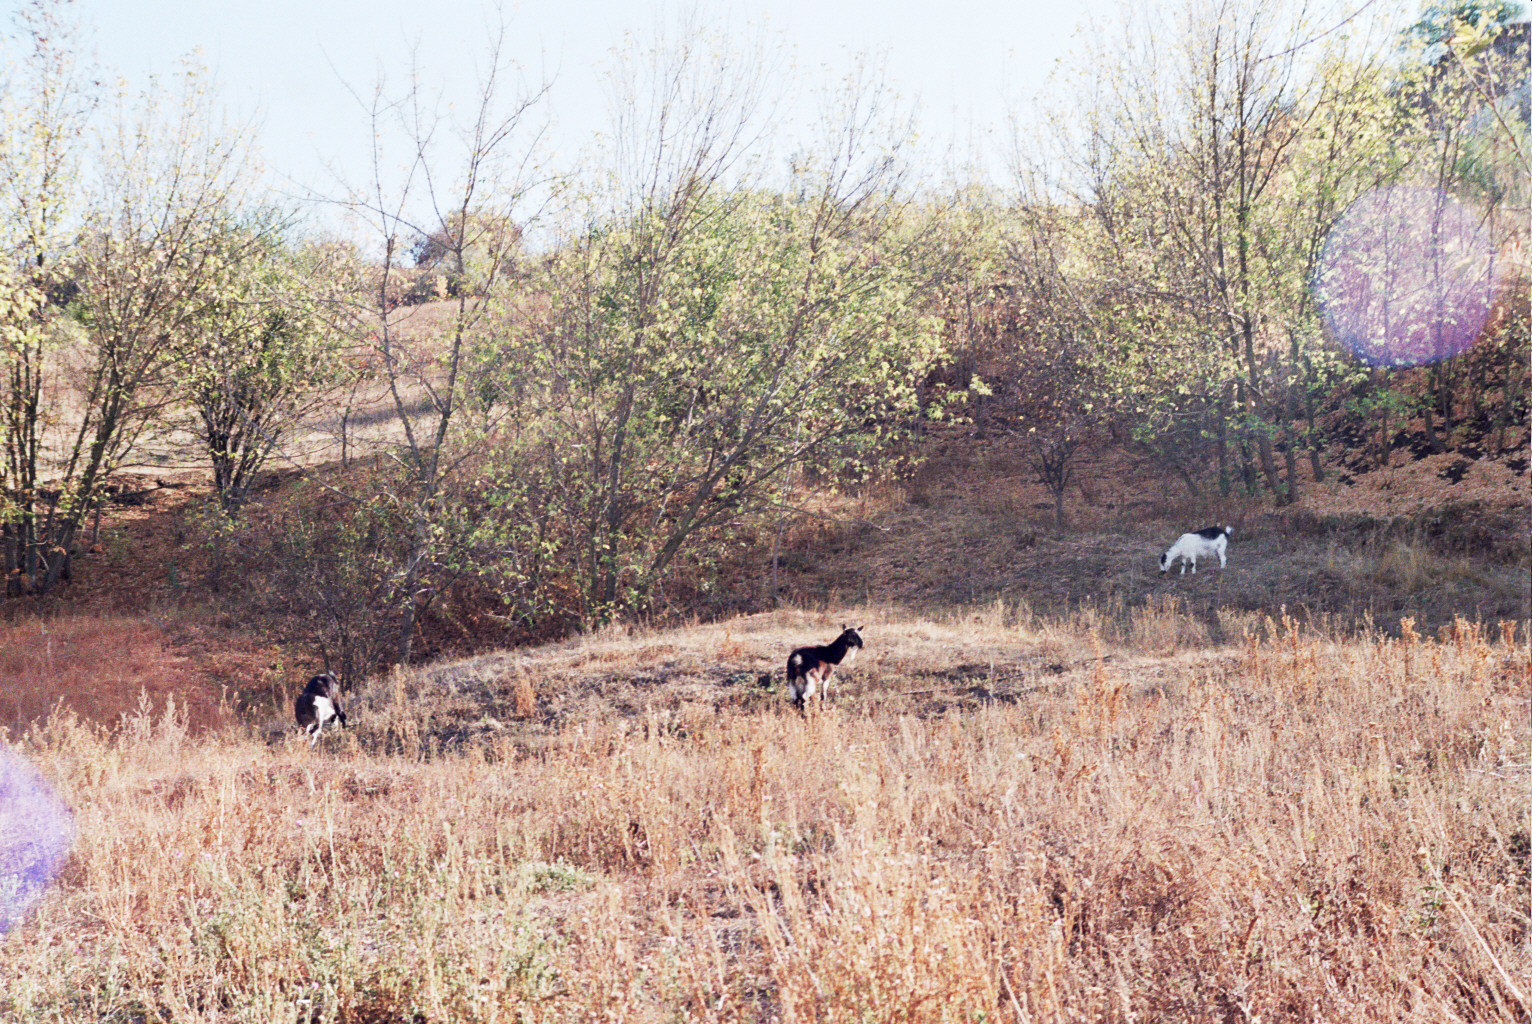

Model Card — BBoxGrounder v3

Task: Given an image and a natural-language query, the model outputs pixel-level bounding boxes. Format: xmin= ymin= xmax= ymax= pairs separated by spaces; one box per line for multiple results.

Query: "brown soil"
xmin=749 ymin=426 xmax=1529 ymax=628
xmin=1 ymin=475 xmax=284 ymax=736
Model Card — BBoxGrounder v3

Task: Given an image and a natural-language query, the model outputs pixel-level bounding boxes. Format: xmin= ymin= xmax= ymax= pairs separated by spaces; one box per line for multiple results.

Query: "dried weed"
xmin=1 ymin=605 xmax=1527 ymax=1022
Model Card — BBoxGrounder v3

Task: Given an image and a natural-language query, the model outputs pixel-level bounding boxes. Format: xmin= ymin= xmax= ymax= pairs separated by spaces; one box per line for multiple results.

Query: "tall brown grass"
xmin=0 ymin=617 xmax=227 ymax=737
xmin=0 ymin=607 xmax=1527 ymax=1022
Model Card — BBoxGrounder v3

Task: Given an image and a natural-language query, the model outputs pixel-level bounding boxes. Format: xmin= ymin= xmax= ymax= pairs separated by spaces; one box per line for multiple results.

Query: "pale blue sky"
xmin=68 ymin=0 xmax=1118 ymax=196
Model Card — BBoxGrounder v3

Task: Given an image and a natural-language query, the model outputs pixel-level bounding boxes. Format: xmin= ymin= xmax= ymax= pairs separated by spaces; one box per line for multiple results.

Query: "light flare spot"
xmin=0 ymin=743 xmax=74 ymax=934
xmin=1314 ymin=186 xmax=1497 ymax=367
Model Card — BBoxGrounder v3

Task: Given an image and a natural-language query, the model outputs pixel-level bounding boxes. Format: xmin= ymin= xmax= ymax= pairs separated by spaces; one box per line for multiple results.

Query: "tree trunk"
xmin=1239 ymin=439 xmax=1258 ymax=495
xmin=1493 ymin=373 xmax=1519 ymax=454
xmin=1256 ymin=430 xmax=1281 ymax=501
xmin=39 ymin=522 xmax=76 ymax=593
xmin=1173 ymin=460 xmax=1200 ymax=497
xmin=769 ymin=456 xmax=796 ymax=608
xmin=395 ymin=519 xmax=432 ymax=664
xmin=1438 ymin=357 xmax=1455 ymax=437
xmin=1303 ymin=357 xmax=1324 ymax=482
xmin=1377 ymin=405 xmax=1390 ymax=470
xmin=1216 ymin=392 xmax=1231 ymax=496
xmin=397 ymin=599 xmax=418 ymax=666
xmin=1241 ymin=366 xmax=1282 ymax=500
xmin=1282 ymin=368 xmax=1300 ymax=506
xmin=1423 ymin=366 xmax=1442 ymax=454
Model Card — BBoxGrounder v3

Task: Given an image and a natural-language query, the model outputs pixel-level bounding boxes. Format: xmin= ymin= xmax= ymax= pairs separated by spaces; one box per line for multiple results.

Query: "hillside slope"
xmin=2 ymin=418 xmax=1526 ymax=733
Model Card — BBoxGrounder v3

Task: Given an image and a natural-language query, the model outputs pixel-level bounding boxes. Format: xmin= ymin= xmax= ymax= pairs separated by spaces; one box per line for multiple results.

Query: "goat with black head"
xmin=785 ymin=626 xmax=864 ymax=712
xmin=1159 ymin=525 xmax=1233 ymax=575
xmin=295 ymin=672 xmax=347 ymax=746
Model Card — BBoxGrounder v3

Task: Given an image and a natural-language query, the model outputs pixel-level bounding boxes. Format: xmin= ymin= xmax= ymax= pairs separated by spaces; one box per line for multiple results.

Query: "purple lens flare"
xmin=0 ymin=743 xmax=74 ymax=933
xmin=1314 ymin=187 xmax=1497 ymax=367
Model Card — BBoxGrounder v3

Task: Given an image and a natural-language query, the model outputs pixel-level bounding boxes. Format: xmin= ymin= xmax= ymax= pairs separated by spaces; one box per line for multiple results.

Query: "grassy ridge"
xmin=2 ymin=607 xmax=1527 ymax=1022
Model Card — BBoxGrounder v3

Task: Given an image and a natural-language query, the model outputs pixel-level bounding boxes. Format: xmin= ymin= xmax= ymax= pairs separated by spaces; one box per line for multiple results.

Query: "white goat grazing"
xmin=1159 ymin=526 xmax=1233 ymax=575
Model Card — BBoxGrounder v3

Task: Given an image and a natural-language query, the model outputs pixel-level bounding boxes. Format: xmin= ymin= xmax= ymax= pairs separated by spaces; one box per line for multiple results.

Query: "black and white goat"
xmin=1159 ymin=526 xmax=1233 ymax=575
xmin=786 ymin=627 xmax=864 ymax=712
xmin=294 ymin=672 xmax=347 ymax=746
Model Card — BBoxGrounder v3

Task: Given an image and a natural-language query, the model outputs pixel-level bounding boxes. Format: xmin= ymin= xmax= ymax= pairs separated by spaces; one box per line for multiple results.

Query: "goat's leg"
xmin=1218 ymin=548 xmax=1226 ymax=568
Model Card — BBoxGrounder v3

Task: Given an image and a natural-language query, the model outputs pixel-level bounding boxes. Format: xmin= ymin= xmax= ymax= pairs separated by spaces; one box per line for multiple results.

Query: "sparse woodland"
xmin=0 ymin=0 xmax=1527 ymax=1021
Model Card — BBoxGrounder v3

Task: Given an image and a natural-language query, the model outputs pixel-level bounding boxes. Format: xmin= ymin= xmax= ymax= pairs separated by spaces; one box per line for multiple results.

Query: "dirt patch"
xmin=324 ymin=610 xmax=1243 ymax=754
xmin=0 ymin=616 xmax=230 ymax=736
xmin=748 ymin=431 xmax=1529 ymax=632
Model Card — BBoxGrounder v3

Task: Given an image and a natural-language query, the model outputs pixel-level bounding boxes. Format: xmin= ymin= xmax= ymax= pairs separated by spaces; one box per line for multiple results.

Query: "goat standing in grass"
xmin=295 ymin=672 xmax=346 ymax=746
xmin=1159 ymin=526 xmax=1233 ymax=575
xmin=786 ymin=627 xmax=864 ymax=712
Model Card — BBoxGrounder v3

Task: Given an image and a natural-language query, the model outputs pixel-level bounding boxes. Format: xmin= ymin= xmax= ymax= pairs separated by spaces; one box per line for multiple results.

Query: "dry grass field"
xmin=1 ymin=604 xmax=1526 ymax=1023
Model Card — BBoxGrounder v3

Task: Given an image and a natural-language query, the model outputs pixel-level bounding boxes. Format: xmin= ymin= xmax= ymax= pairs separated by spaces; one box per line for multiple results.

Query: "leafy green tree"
xmin=1392 ymin=2 xmax=1530 ymax=452
xmin=53 ymin=64 xmax=260 ymax=593
xmin=262 ymin=487 xmax=408 ymax=688
xmin=1261 ymin=43 xmax=1402 ymax=479
xmin=322 ymin=19 xmax=549 ymax=666
xmin=474 ymin=49 xmax=944 ymax=627
xmin=178 ymin=217 xmax=346 ymax=512
xmin=408 ymin=209 xmax=522 ymax=298
xmin=0 ymin=6 xmax=257 ymax=595
xmin=0 ymin=1 xmax=94 ymax=596
xmin=1405 ymin=0 xmax=1529 ymax=64
xmin=980 ymin=176 xmax=1115 ymax=521
xmin=1024 ymin=0 xmax=1429 ymax=501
